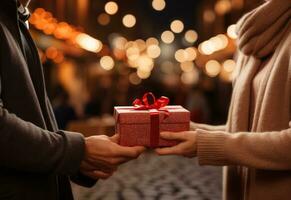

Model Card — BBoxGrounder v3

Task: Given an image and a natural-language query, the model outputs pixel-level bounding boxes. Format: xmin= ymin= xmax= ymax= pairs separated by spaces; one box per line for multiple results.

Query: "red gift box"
xmin=114 ymin=93 xmax=190 ymax=148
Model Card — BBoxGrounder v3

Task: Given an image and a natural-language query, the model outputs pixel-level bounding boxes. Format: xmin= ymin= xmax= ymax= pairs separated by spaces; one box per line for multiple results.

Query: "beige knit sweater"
xmin=195 ymin=0 xmax=291 ymax=199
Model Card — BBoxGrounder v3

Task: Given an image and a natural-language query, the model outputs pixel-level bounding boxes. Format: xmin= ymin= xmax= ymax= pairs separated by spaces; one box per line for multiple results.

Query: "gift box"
xmin=114 ymin=93 xmax=190 ymax=148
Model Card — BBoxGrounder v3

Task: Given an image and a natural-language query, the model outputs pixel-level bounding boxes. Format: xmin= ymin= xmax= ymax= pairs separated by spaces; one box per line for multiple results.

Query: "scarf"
xmin=236 ymin=0 xmax=291 ymax=58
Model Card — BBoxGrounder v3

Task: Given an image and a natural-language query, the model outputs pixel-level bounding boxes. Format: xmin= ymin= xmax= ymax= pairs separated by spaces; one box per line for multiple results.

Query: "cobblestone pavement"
xmin=72 ymin=151 xmax=222 ymax=200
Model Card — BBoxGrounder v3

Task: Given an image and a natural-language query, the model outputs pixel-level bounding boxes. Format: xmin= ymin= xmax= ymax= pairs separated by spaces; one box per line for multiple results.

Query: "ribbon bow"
xmin=132 ymin=92 xmax=169 ymax=111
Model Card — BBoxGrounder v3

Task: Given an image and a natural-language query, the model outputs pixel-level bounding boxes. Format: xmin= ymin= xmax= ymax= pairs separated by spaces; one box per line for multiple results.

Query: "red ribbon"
xmin=132 ymin=92 xmax=170 ymax=147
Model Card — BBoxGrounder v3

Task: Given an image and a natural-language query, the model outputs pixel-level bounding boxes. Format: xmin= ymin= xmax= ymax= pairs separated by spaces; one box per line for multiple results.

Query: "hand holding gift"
xmin=114 ymin=92 xmax=190 ymax=148
xmin=155 ymin=131 xmax=198 ymax=158
xmin=80 ymin=134 xmax=145 ymax=180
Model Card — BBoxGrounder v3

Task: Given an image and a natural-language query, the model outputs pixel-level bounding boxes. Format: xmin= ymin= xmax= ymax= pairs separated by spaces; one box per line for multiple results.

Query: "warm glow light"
xmin=227 ymin=24 xmax=238 ymax=39
xmin=76 ymin=33 xmax=103 ymax=53
xmin=129 ymin=73 xmax=142 ymax=85
xmin=152 ymin=0 xmax=166 ymax=11
xmin=205 ymin=60 xmax=221 ymax=77
xmin=170 ymin=20 xmax=184 ymax=33
xmin=126 ymin=47 xmax=140 ymax=61
xmin=175 ymin=49 xmax=188 ymax=63
xmin=146 ymin=37 xmax=159 ymax=46
xmin=181 ymin=69 xmax=199 ymax=85
xmin=215 ymin=0 xmax=232 ymax=15
xmin=105 ymin=1 xmax=118 ymax=15
xmin=180 ymin=61 xmax=194 ymax=72
xmin=184 ymin=30 xmax=198 ymax=44
xmin=203 ymin=9 xmax=216 ymax=23
xmin=185 ymin=47 xmax=197 ymax=61
xmin=223 ymin=59 xmax=236 ymax=72
xmin=100 ymin=56 xmax=114 ymax=70
xmin=46 ymin=46 xmax=58 ymax=59
xmin=98 ymin=13 xmax=110 ymax=26
xmin=137 ymin=68 xmax=151 ymax=79
xmin=161 ymin=30 xmax=175 ymax=44
xmin=113 ymin=36 xmax=127 ymax=50
xmin=137 ymin=55 xmax=154 ymax=72
xmin=147 ymin=44 xmax=161 ymax=58
xmin=199 ymin=34 xmax=229 ymax=55
xmin=135 ymin=39 xmax=147 ymax=52
xmin=199 ymin=41 xmax=214 ymax=55
xmin=122 ymin=14 xmax=136 ymax=28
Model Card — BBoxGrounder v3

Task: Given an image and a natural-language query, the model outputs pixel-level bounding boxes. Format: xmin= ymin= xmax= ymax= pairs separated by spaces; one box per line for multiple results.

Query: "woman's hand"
xmin=155 ymin=131 xmax=198 ymax=158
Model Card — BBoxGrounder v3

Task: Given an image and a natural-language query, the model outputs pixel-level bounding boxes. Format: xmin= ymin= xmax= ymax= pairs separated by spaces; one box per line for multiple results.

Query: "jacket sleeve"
xmin=196 ymin=125 xmax=291 ymax=170
xmin=0 ymin=104 xmax=85 ymax=175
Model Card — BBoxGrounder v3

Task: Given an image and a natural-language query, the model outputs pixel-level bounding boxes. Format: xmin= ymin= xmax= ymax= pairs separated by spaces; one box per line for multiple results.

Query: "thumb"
xmin=110 ymin=134 xmax=120 ymax=143
xmin=160 ymin=131 xmax=186 ymax=141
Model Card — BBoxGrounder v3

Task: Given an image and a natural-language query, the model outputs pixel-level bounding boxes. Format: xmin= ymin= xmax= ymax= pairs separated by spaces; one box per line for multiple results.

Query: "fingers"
xmin=111 ymin=144 xmax=146 ymax=158
xmin=82 ymin=170 xmax=113 ymax=180
xmin=155 ymin=143 xmax=185 ymax=156
xmin=159 ymin=131 xmax=187 ymax=141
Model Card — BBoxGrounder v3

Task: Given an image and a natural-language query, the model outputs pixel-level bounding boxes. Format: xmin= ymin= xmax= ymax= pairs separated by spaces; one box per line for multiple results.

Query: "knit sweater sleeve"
xmin=190 ymin=122 xmax=226 ymax=132
xmin=197 ymin=126 xmax=291 ymax=170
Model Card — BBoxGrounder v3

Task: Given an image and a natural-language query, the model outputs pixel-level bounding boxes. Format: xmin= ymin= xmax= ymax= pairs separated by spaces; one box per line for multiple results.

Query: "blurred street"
xmin=72 ymin=151 xmax=222 ymax=200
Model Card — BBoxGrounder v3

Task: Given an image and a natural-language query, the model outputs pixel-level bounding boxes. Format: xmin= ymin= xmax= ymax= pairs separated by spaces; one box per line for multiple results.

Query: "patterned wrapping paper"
xmin=114 ymin=106 xmax=190 ymax=147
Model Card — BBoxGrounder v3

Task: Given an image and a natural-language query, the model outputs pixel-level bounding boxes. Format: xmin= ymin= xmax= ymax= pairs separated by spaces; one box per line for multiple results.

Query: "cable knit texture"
xmin=196 ymin=0 xmax=291 ymax=199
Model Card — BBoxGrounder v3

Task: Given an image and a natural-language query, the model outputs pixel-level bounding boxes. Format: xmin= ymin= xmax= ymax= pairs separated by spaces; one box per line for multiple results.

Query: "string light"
xmin=152 ymin=0 xmax=166 ymax=11
xmin=184 ymin=30 xmax=198 ymax=44
xmin=175 ymin=49 xmax=188 ymax=63
xmin=137 ymin=68 xmax=151 ymax=79
xmin=203 ymin=9 xmax=216 ymax=23
xmin=100 ymin=56 xmax=115 ymax=70
xmin=122 ymin=14 xmax=136 ymax=28
xmin=98 ymin=13 xmax=110 ymax=26
xmin=215 ymin=0 xmax=232 ymax=15
xmin=205 ymin=60 xmax=221 ymax=77
xmin=184 ymin=47 xmax=197 ymax=61
xmin=170 ymin=20 xmax=184 ymax=33
xmin=147 ymin=44 xmax=161 ymax=58
xmin=76 ymin=33 xmax=103 ymax=53
xmin=161 ymin=30 xmax=175 ymax=44
xmin=104 ymin=1 xmax=118 ymax=15
xmin=146 ymin=37 xmax=159 ymax=46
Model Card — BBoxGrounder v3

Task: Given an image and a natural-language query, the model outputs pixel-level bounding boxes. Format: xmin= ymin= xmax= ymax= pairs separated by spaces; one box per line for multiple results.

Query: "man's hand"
xmin=80 ymin=134 xmax=145 ymax=180
xmin=155 ymin=131 xmax=198 ymax=158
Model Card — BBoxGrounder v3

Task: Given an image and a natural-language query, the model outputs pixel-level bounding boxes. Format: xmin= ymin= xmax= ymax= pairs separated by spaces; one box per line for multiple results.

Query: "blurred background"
xmin=27 ymin=0 xmax=263 ymax=199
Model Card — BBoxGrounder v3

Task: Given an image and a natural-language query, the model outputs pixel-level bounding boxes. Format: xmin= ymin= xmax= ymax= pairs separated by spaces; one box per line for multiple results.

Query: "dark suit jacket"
xmin=0 ymin=0 xmax=95 ymax=199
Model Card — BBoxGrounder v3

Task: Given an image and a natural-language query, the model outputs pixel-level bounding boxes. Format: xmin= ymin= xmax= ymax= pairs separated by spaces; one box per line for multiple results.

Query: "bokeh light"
xmin=170 ymin=20 xmax=184 ymax=33
xmin=104 ymin=1 xmax=118 ymax=15
xmin=147 ymin=44 xmax=161 ymax=58
xmin=100 ymin=56 xmax=115 ymax=70
xmin=184 ymin=30 xmax=198 ymax=44
xmin=227 ymin=24 xmax=238 ymax=39
xmin=152 ymin=0 xmax=166 ymax=11
xmin=205 ymin=60 xmax=221 ymax=77
xmin=223 ymin=59 xmax=236 ymax=72
xmin=76 ymin=33 xmax=103 ymax=53
xmin=97 ymin=13 xmax=110 ymax=26
xmin=122 ymin=14 xmax=136 ymax=28
xmin=161 ymin=30 xmax=175 ymax=44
